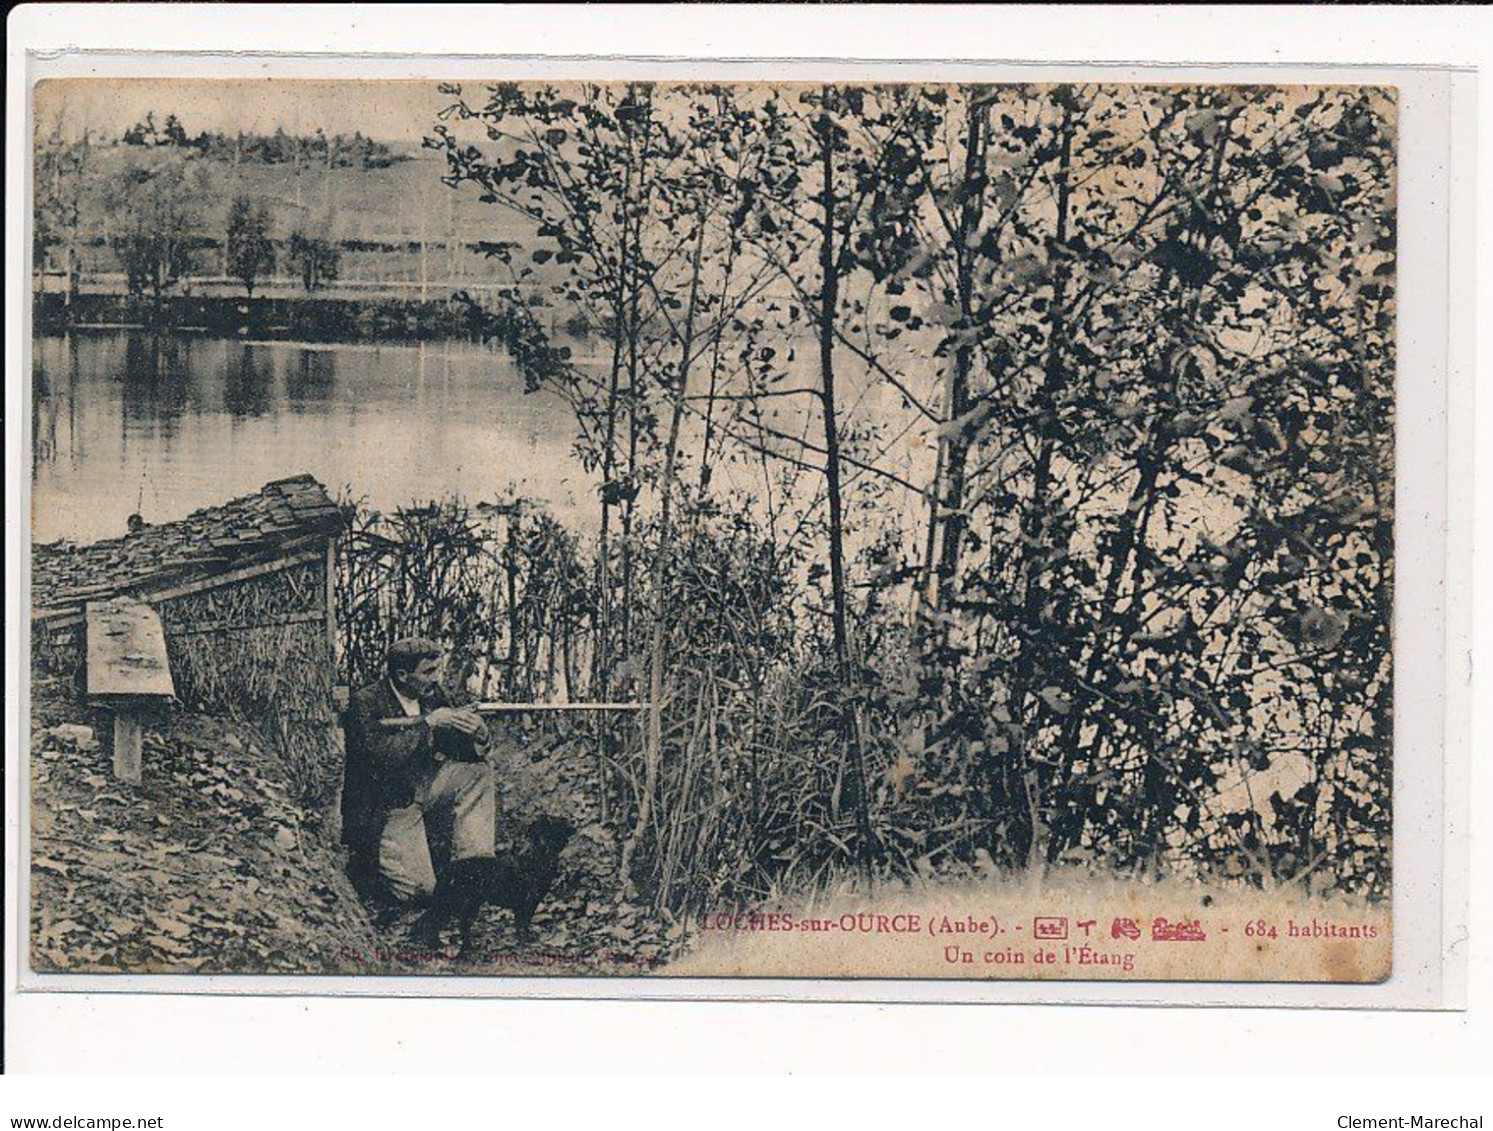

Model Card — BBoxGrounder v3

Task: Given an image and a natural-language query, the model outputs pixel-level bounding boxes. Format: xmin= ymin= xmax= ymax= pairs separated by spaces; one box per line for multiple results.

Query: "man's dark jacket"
xmin=340 ymin=679 xmax=485 ymax=857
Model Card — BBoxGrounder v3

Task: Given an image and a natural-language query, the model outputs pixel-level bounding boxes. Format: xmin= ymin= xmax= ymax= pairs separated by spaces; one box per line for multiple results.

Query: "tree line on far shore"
xmin=32 ymin=111 xmax=426 ymax=307
xmin=122 ymin=110 xmax=409 ymax=170
xmin=34 ymin=122 xmax=346 ymax=306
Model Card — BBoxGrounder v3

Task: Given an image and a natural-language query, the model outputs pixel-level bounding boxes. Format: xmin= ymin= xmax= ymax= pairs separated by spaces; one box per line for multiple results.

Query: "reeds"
xmin=159 ymin=557 xmax=339 ymax=808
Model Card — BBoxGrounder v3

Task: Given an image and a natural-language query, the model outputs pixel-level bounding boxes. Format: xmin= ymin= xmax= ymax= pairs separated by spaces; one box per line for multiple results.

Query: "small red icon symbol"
xmin=1151 ymin=917 xmax=1207 ymax=942
xmin=1111 ymin=917 xmax=1142 ymax=941
xmin=1033 ymin=916 xmax=1068 ymax=941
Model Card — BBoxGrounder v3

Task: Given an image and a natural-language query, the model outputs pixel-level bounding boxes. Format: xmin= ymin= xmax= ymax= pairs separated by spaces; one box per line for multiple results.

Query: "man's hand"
xmin=423 ymin=705 xmax=484 ymax=735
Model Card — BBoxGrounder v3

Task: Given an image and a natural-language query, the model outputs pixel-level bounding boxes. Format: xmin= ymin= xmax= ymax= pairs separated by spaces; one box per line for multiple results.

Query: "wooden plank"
xmin=466 ymin=701 xmax=649 ymax=711
xmin=165 ymin=610 xmax=327 ymax=636
xmin=378 ymin=702 xmax=649 ymax=728
xmin=325 ymin=535 xmax=338 ymax=664
xmin=140 ymin=547 xmax=324 ymax=606
xmin=113 ymin=714 xmax=143 ymax=783
xmin=33 ymin=546 xmax=325 ymax=628
xmin=85 ymin=600 xmax=175 ymax=700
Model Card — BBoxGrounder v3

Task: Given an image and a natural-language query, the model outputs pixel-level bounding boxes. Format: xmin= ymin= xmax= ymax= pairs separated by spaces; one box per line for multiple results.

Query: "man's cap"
xmin=387 ymin=636 xmax=442 ymax=673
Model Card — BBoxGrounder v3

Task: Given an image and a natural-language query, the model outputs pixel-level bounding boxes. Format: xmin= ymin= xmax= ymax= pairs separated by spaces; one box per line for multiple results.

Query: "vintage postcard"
xmin=26 ymin=74 xmax=1399 ymax=987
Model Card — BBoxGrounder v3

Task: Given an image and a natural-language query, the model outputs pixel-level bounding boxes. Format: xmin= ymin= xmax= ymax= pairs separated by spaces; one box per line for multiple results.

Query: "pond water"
xmin=30 ymin=332 xmax=596 ymax=546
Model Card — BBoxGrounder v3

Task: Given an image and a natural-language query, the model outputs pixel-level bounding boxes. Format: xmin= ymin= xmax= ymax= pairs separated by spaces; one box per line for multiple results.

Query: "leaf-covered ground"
xmin=28 ymin=680 xmax=680 ymax=978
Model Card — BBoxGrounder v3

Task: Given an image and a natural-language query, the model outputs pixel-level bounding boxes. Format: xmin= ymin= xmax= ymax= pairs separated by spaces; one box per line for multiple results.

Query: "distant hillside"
xmin=93 ymin=140 xmax=527 ymax=243
xmin=42 ymin=139 xmax=539 ymax=300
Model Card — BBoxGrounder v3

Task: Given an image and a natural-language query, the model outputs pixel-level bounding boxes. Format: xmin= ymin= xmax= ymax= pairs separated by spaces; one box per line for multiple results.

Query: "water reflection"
xmin=120 ymin=334 xmax=191 ymax=437
xmin=32 ymin=359 xmax=55 ymax=476
xmin=31 ymin=330 xmax=590 ymax=545
xmin=287 ymin=347 xmax=336 ymax=408
xmin=224 ymin=344 xmax=274 ymax=419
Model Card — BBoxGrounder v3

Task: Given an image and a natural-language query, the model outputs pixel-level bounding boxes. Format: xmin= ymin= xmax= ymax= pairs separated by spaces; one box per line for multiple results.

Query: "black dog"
xmin=408 ymin=815 xmax=576 ymax=958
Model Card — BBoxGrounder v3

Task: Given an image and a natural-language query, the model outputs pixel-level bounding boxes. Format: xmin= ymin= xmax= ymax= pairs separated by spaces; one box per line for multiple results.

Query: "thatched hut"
xmin=32 ymin=474 xmax=345 ymax=804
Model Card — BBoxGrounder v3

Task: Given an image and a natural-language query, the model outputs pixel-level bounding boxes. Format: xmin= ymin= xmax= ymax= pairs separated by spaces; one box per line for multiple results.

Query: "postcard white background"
xmin=4 ymin=0 xmax=1489 ymax=1111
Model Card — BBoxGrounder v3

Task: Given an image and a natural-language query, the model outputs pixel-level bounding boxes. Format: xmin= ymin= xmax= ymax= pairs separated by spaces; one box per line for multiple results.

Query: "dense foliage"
xmin=50 ymin=82 xmax=1395 ymax=913
xmin=341 ymin=81 xmax=1396 ymax=912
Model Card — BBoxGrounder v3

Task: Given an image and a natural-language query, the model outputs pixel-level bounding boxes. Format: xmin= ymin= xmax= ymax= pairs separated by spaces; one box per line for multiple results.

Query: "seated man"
xmin=341 ymin=637 xmax=497 ymax=907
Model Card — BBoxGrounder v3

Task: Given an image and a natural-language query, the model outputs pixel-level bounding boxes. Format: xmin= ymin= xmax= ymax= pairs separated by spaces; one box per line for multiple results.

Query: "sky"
xmin=34 ymin=78 xmax=462 ymax=143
